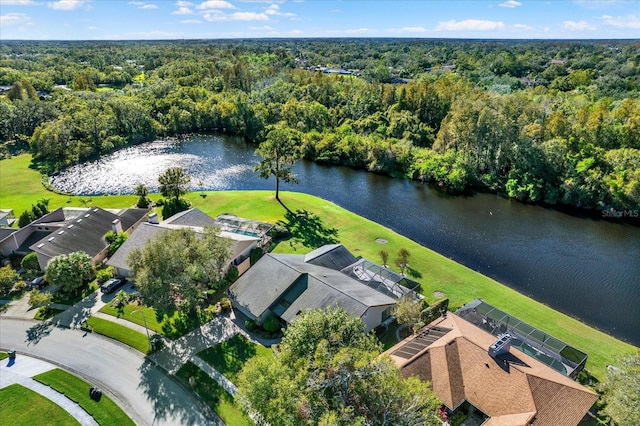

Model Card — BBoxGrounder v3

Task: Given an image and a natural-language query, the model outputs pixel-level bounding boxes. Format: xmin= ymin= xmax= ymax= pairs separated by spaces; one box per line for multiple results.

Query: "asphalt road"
xmin=0 ymin=317 xmax=220 ymax=426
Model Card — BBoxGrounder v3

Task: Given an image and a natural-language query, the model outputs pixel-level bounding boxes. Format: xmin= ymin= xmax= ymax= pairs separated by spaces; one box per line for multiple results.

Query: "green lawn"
xmin=99 ymin=304 xmax=164 ymax=333
xmin=0 ymin=351 xmax=8 ymax=360
xmin=34 ymin=307 xmax=64 ymax=320
xmin=175 ymin=361 xmax=253 ymax=426
xmin=0 ymin=154 xmax=142 ymax=215
xmin=33 ymin=368 xmax=135 ymax=426
xmin=0 ymin=384 xmax=80 ymax=426
xmin=0 ymin=153 xmax=637 ymax=379
xmin=86 ymin=316 xmax=150 ymax=354
xmin=197 ymin=334 xmax=273 ymax=384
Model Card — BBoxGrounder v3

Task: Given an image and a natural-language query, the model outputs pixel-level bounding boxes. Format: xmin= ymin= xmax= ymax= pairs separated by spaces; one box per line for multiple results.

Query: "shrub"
xmin=95 ymin=267 xmax=114 ymax=284
xmin=245 ymin=319 xmax=258 ymax=332
xmin=0 ymin=265 xmax=20 ymax=295
xmin=218 ymin=297 xmax=232 ymax=310
xmin=18 ymin=210 xmax=34 ymax=228
xmin=161 ymin=198 xmax=190 ymax=219
xmin=421 ymin=298 xmax=449 ymax=325
xmin=21 ymin=252 xmax=41 ymax=274
xmin=262 ymin=316 xmax=281 ymax=333
xmin=28 ymin=289 xmax=53 ymax=308
xmin=270 ymin=225 xmax=290 ymax=240
xmin=249 ymin=247 xmax=264 ymax=265
xmin=224 ymin=266 xmax=238 ymax=284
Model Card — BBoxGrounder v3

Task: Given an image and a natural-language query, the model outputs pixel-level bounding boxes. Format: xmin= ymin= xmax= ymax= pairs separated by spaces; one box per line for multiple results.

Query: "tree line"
xmin=1 ymin=39 xmax=638 ymax=212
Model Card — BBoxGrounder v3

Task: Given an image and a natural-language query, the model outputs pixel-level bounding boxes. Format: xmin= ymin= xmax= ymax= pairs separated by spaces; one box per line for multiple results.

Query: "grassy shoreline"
xmin=1 ymin=154 xmax=636 ymax=379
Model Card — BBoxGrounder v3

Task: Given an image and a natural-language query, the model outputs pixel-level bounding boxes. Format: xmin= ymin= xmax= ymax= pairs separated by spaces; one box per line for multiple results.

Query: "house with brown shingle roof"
xmin=385 ymin=313 xmax=598 ymax=426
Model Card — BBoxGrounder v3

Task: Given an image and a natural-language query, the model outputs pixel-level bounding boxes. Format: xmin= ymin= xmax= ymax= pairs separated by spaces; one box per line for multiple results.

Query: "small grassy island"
xmin=0 ymin=154 xmax=636 ymax=380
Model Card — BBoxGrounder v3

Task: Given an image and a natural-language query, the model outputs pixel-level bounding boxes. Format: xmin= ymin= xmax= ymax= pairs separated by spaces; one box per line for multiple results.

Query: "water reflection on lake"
xmin=51 ymin=134 xmax=640 ymax=345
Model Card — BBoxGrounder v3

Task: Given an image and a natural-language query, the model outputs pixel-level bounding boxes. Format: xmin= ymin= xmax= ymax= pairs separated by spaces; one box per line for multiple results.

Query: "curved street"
xmin=0 ymin=317 xmax=219 ymax=426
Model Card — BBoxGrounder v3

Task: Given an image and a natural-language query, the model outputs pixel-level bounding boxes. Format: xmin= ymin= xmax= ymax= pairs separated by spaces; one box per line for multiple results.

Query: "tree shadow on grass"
xmin=406 ymin=266 xmax=423 ymax=279
xmin=198 ymin=334 xmax=256 ymax=379
xmin=278 ymin=209 xmax=339 ymax=249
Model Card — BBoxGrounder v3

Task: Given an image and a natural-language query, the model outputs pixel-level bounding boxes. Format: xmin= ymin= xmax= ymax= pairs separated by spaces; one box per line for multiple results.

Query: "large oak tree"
xmin=127 ymin=226 xmax=231 ymax=313
xmin=237 ymin=307 xmax=441 ymax=426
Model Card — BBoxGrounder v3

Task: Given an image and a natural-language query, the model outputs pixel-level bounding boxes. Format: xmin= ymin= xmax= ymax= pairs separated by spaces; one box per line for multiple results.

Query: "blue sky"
xmin=1 ymin=0 xmax=639 ymax=40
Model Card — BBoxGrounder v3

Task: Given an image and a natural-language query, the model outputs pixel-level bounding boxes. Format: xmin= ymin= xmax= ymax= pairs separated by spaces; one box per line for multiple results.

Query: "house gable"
xmin=387 ymin=314 xmax=598 ymax=426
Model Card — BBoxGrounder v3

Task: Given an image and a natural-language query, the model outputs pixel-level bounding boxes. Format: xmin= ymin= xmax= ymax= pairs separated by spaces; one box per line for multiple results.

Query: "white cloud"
xmin=0 ymin=0 xmax=36 ymax=5
xmin=249 ymin=25 xmax=274 ymax=30
xmin=197 ymin=0 xmax=234 ymax=9
xmin=173 ymin=7 xmax=193 ymax=14
xmin=500 ymin=0 xmax=522 ymax=8
xmin=88 ymin=26 xmax=98 ymax=30
xmin=436 ymin=19 xmax=505 ymax=31
xmin=180 ymin=19 xmax=202 ymax=24
xmin=388 ymin=26 xmax=426 ymax=33
xmin=264 ymin=4 xmax=294 ymax=17
xmin=344 ymin=27 xmax=372 ymax=34
xmin=48 ymin=0 xmax=88 ymax=10
xmin=129 ymin=2 xmax=158 ymax=9
xmin=601 ymin=14 xmax=640 ymax=29
xmin=230 ymin=11 xmax=268 ymax=20
xmin=289 ymin=29 xmax=303 ymax=35
xmin=563 ymin=20 xmax=596 ymax=30
xmin=203 ymin=10 xmax=268 ymax=21
xmin=513 ymin=23 xmax=533 ymax=30
xmin=0 ymin=12 xmax=31 ymax=25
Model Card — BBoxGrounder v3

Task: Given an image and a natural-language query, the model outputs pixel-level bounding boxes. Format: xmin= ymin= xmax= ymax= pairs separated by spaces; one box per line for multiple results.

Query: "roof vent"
xmin=37 ymin=243 xmax=44 ymax=248
xmin=58 ymin=230 xmax=65 ymax=235
xmin=489 ymin=334 xmax=512 ymax=358
xmin=48 ymin=237 xmax=55 ymax=242
xmin=68 ymin=224 xmax=74 ymax=229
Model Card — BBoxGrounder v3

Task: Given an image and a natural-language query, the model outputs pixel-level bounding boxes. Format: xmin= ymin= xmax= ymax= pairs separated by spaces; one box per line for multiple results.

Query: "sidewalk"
xmin=0 ymin=355 xmax=99 ymax=426
xmin=149 ymin=316 xmax=240 ymax=375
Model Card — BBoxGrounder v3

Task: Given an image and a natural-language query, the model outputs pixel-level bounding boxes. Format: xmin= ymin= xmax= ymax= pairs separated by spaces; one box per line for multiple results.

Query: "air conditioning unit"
xmin=489 ymin=334 xmax=512 ymax=358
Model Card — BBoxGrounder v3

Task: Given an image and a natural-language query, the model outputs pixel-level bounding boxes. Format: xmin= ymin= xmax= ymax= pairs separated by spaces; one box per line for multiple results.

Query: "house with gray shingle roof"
xmin=229 ymin=244 xmax=418 ymax=332
xmin=107 ymin=209 xmax=272 ymax=278
xmin=27 ymin=207 xmax=148 ymax=271
xmin=0 ymin=207 xmax=147 ymax=271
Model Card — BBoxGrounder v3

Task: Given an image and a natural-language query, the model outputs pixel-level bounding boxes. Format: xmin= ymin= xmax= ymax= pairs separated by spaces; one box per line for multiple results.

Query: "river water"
xmin=51 ymin=134 xmax=640 ymax=346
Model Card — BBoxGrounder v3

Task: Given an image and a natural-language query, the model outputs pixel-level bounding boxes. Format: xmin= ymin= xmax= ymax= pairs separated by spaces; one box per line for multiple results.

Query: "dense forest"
xmin=1 ymin=39 xmax=638 ymax=212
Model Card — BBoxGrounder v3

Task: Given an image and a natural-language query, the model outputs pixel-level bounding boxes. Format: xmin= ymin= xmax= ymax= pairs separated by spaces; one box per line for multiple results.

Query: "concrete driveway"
xmin=0 ymin=317 xmax=221 ymax=426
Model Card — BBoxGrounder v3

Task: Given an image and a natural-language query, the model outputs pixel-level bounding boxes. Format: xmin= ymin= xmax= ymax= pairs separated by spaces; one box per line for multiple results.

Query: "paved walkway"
xmin=191 ymin=355 xmax=237 ymax=396
xmin=149 ymin=316 xmax=240 ymax=375
xmin=0 ymin=355 xmax=99 ymax=426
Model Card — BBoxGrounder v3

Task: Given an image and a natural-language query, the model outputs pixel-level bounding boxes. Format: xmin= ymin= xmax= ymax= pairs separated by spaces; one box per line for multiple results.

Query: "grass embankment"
xmin=86 ymin=316 xmax=150 ymax=354
xmin=1 ymin=153 xmax=637 ymax=379
xmin=33 ymin=368 xmax=135 ymax=426
xmin=0 ymin=384 xmax=80 ymax=426
xmin=197 ymin=334 xmax=273 ymax=384
xmin=175 ymin=361 xmax=253 ymax=426
xmin=0 ymin=351 xmax=8 ymax=360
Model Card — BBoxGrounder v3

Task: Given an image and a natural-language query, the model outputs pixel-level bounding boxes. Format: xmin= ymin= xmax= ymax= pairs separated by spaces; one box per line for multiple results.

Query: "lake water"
xmin=51 ymin=134 xmax=640 ymax=346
